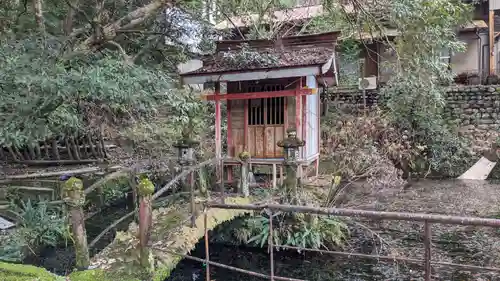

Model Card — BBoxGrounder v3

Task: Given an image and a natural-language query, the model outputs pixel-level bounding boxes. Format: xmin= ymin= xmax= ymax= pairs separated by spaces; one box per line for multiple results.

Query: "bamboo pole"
xmin=81 ymin=134 xmax=88 ymax=158
xmin=7 ymin=146 xmax=19 ymax=162
xmin=489 ymin=9 xmax=495 ymax=76
xmin=65 ymin=138 xmax=74 ymax=160
xmin=34 ymin=143 xmax=42 ymax=159
xmin=0 ymin=165 xmax=122 ymax=181
xmin=27 ymin=145 xmax=36 ymax=160
xmin=88 ymin=134 xmax=98 ymax=158
xmin=99 ymin=131 xmax=107 ymax=159
xmin=204 ymin=209 xmax=210 ymax=281
xmin=52 ymin=139 xmax=60 ymax=160
xmin=44 ymin=141 xmax=50 ymax=159
xmin=16 ymin=159 xmax=100 ymax=166
xmin=13 ymin=146 xmax=25 ymax=161
xmin=70 ymin=137 xmax=81 ymax=160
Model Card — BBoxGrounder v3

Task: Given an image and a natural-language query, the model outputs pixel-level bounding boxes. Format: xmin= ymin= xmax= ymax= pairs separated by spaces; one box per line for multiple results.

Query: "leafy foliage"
xmin=241 ymin=214 xmax=348 ymax=250
xmin=322 ymin=108 xmax=409 ymax=185
xmin=0 ymin=200 xmax=69 ymax=262
xmin=0 ymin=37 xmax=175 ymax=148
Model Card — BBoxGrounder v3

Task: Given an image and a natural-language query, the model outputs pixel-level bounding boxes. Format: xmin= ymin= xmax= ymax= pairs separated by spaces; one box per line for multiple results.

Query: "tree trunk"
xmin=72 ymin=0 xmax=172 ymax=55
xmin=32 ymin=0 xmax=45 ymax=31
xmin=63 ymin=0 xmax=78 ymax=35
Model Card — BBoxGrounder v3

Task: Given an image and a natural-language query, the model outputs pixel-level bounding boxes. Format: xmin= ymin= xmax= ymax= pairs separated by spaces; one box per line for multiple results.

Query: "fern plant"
xmin=2 ymin=200 xmax=70 ymax=261
xmin=243 ymin=214 xmax=349 ymax=251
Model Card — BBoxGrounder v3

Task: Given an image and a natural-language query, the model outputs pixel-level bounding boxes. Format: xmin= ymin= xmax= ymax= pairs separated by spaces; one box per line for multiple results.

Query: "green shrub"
xmin=0 ymin=200 xmax=69 ymax=262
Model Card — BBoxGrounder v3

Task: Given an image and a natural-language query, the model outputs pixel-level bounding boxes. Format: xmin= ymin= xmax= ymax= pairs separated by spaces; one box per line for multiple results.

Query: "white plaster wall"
xmin=306 ymin=76 xmax=319 ymax=158
xmin=450 ymin=33 xmax=481 ymax=74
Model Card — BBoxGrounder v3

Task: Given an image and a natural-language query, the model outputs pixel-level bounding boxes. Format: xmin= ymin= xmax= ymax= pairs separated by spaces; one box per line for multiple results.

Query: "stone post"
xmin=173 ymin=135 xmax=199 ymax=227
xmin=277 ymin=128 xmax=305 ymax=204
xmin=238 ymin=151 xmax=250 ymax=197
xmin=61 ymin=176 xmax=90 ymax=270
xmin=137 ymin=176 xmax=155 ymax=272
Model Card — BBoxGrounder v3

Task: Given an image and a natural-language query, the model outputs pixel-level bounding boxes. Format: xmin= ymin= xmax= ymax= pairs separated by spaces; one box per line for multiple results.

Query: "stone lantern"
xmin=173 ymin=134 xmax=199 ymax=166
xmin=277 ymin=128 xmax=305 ymax=204
xmin=277 ymin=128 xmax=305 ymax=164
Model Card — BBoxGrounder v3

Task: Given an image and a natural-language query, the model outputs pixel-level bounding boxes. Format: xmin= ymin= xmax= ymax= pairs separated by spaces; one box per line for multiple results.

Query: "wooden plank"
xmin=202 ymin=89 xmax=314 ymax=101
xmin=215 ymin=83 xmax=222 ymax=159
xmin=255 ymin=127 xmax=265 ymax=157
xmin=265 ymin=126 xmax=276 ymax=157
xmin=244 ymin=99 xmax=249 ymax=151
xmin=233 ymin=129 xmax=245 ymax=157
xmin=272 ymin=164 xmax=277 ymax=189
xmin=275 ymin=127 xmax=284 ymax=157
xmin=302 ymin=94 xmax=307 ymax=158
xmin=248 ymin=127 xmax=255 ymax=156
xmin=4 ymin=186 xmax=55 ymax=192
xmin=227 ymin=100 xmax=232 ymax=157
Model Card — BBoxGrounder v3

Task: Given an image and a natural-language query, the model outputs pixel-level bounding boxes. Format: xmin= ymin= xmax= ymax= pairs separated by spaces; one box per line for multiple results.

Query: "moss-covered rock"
xmin=0 ymin=262 xmax=58 ymax=281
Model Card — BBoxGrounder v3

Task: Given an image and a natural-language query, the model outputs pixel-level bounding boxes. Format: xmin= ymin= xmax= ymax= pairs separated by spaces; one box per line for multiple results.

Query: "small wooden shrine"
xmin=180 ymin=32 xmax=339 ymax=181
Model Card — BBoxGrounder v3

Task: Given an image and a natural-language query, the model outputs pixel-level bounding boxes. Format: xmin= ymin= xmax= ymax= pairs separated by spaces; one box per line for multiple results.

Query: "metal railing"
xmin=164 ymin=202 xmax=500 ymax=281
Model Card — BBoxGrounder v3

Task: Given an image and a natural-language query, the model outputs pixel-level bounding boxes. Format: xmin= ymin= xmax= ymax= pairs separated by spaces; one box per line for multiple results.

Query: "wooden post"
xmin=489 ymin=9 xmax=495 ymax=76
xmin=272 ymin=163 xmax=277 ymax=189
xmin=137 ymin=176 xmax=155 ymax=272
xmin=215 ymin=82 xmax=222 ymax=160
xmin=173 ymin=135 xmax=199 ymax=226
xmin=62 ymin=177 xmax=90 ymax=269
xmin=227 ymin=100 xmax=234 ymax=184
xmin=238 ymin=152 xmax=250 ymax=197
xmin=128 ymin=169 xmax=139 ymax=221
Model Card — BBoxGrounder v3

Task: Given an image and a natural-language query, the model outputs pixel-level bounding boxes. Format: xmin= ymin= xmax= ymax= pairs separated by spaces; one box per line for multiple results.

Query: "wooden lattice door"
xmin=247 ymin=84 xmax=286 ymax=158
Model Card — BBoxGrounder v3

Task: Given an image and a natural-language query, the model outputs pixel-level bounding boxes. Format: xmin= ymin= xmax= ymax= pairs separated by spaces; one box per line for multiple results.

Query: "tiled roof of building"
xmin=182 ymin=32 xmax=338 ymax=75
xmin=187 ymin=46 xmax=334 ymax=74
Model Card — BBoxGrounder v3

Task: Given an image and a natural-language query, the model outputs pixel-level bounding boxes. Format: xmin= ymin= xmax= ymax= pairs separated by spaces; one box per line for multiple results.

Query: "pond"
xmin=23 ymin=198 xmax=134 ymax=276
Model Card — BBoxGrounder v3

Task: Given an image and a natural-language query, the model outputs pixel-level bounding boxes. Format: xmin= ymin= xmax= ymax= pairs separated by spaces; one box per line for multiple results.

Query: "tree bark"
xmin=72 ymin=0 xmax=172 ymax=55
xmin=32 ymin=0 xmax=45 ymax=31
xmin=63 ymin=0 xmax=79 ymax=35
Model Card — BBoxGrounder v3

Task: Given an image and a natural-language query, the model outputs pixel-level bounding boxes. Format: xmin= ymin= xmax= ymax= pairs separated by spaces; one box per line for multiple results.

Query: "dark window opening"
xmin=248 ymin=97 xmax=285 ymax=126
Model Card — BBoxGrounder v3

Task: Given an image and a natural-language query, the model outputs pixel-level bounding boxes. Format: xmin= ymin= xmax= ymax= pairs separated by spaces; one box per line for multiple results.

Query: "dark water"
xmin=24 ymin=198 xmax=134 ymax=275
xmin=165 ymin=241 xmax=419 ymax=281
